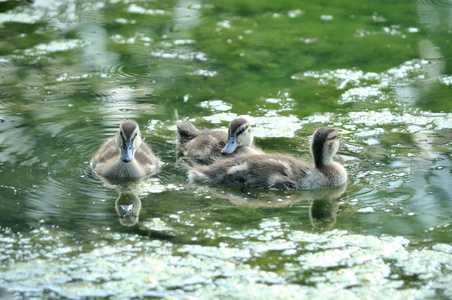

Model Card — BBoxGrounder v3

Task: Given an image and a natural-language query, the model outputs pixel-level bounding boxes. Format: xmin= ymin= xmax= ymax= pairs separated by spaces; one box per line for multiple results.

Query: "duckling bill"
xmin=176 ymin=117 xmax=263 ymax=164
xmin=186 ymin=127 xmax=347 ymax=190
xmin=91 ymin=121 xmax=162 ymax=178
xmin=221 ymin=117 xmax=253 ymax=155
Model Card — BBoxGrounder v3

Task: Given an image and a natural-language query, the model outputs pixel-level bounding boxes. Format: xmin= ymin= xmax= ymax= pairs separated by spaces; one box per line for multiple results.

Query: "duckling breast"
xmin=301 ymin=164 xmax=347 ymax=189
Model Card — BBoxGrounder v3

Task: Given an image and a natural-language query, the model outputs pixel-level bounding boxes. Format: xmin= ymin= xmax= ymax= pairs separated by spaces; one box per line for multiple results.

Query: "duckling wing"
xmin=188 ymin=154 xmax=310 ymax=190
xmin=250 ymin=155 xmax=309 ymax=189
xmin=135 ymin=142 xmax=162 ymax=172
xmin=183 ymin=130 xmax=228 ymax=164
xmin=91 ymin=138 xmax=118 ymax=167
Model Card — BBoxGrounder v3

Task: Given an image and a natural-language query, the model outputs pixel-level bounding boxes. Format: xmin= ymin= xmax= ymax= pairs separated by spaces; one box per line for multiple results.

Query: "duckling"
xmin=176 ymin=117 xmax=263 ymax=164
xmin=91 ymin=121 xmax=162 ymax=178
xmin=187 ymin=127 xmax=347 ymax=190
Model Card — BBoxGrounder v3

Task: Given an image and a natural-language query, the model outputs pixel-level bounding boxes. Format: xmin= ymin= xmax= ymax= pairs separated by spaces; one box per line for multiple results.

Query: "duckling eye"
xmin=238 ymin=125 xmax=248 ymax=135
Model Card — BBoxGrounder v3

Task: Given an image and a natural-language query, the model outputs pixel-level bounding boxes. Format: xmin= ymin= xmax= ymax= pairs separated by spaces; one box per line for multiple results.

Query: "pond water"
xmin=1 ymin=0 xmax=452 ymax=298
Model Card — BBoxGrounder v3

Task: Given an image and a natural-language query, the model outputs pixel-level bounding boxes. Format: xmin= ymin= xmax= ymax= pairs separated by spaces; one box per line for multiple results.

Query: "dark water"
xmin=1 ymin=0 xmax=452 ymax=298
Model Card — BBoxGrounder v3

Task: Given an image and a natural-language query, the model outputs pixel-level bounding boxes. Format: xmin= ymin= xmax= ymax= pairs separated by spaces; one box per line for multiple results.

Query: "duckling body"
xmin=91 ymin=121 xmax=161 ymax=178
xmin=187 ymin=127 xmax=347 ymax=190
xmin=176 ymin=117 xmax=263 ymax=164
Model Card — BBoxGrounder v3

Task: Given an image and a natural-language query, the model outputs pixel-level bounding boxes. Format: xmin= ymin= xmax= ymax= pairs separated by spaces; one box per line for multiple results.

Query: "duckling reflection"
xmin=308 ymin=185 xmax=346 ymax=230
xmin=192 ymin=184 xmax=346 ymax=229
xmin=115 ymin=192 xmax=141 ymax=227
xmin=92 ymin=168 xmax=146 ymax=227
xmin=176 ymin=117 xmax=263 ymax=164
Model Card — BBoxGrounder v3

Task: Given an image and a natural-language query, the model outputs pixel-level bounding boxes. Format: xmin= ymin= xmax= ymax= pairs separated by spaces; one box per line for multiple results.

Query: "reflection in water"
xmin=115 ymin=192 xmax=142 ymax=227
xmin=412 ymin=0 xmax=451 ymax=106
xmin=195 ymin=184 xmax=347 ymax=229
xmin=309 ymin=186 xmax=346 ymax=229
xmin=173 ymin=0 xmax=202 ymax=37
xmin=94 ymin=173 xmax=147 ymax=227
xmin=309 ymin=198 xmax=340 ymax=229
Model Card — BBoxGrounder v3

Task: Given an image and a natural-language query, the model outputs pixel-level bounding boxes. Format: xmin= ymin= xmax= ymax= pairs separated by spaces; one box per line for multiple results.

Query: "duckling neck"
xmin=243 ymin=134 xmax=254 ymax=147
xmin=314 ymin=153 xmax=333 ymax=170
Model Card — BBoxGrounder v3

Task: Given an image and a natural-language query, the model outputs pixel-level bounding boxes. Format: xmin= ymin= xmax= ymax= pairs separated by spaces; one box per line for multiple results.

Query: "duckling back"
xmin=177 ymin=122 xmax=228 ymax=164
xmin=188 ymin=154 xmax=346 ymax=190
xmin=187 ymin=154 xmax=309 ymax=190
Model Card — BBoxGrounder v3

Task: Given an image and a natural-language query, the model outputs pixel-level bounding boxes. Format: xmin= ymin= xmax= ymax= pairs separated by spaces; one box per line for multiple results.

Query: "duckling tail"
xmin=180 ymin=160 xmax=208 ymax=184
xmin=176 ymin=122 xmax=200 ymax=144
xmin=187 ymin=168 xmax=209 ymax=184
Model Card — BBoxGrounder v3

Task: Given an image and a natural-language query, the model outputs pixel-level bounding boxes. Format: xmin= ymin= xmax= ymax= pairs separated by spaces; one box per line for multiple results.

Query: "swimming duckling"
xmin=91 ymin=121 xmax=162 ymax=178
xmin=187 ymin=127 xmax=347 ymax=190
xmin=176 ymin=117 xmax=263 ymax=164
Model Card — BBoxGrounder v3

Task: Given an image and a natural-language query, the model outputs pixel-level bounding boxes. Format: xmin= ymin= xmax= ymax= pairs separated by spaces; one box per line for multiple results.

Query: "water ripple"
xmin=418 ymin=0 xmax=452 ymax=7
xmin=88 ymin=61 xmax=124 ymax=77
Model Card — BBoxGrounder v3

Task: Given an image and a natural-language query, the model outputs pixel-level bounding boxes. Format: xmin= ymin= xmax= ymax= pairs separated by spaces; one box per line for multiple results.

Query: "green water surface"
xmin=0 ymin=0 xmax=452 ymax=298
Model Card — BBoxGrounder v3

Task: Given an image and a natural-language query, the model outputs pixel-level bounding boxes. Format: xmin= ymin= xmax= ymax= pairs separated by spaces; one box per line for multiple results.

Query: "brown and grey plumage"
xmin=187 ymin=127 xmax=347 ymax=190
xmin=91 ymin=120 xmax=162 ymax=178
xmin=176 ymin=117 xmax=263 ymax=164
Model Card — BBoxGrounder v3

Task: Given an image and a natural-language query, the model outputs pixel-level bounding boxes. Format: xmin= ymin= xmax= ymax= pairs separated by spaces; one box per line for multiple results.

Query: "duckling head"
xmin=115 ymin=121 xmax=142 ymax=163
xmin=221 ymin=117 xmax=253 ymax=155
xmin=311 ymin=127 xmax=340 ymax=168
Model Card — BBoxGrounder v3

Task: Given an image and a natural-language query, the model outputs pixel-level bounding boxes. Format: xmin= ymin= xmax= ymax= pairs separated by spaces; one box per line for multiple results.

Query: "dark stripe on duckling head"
xmin=229 ymin=117 xmax=249 ymax=136
xmin=311 ymin=127 xmax=336 ymax=168
xmin=120 ymin=121 xmax=139 ymax=141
